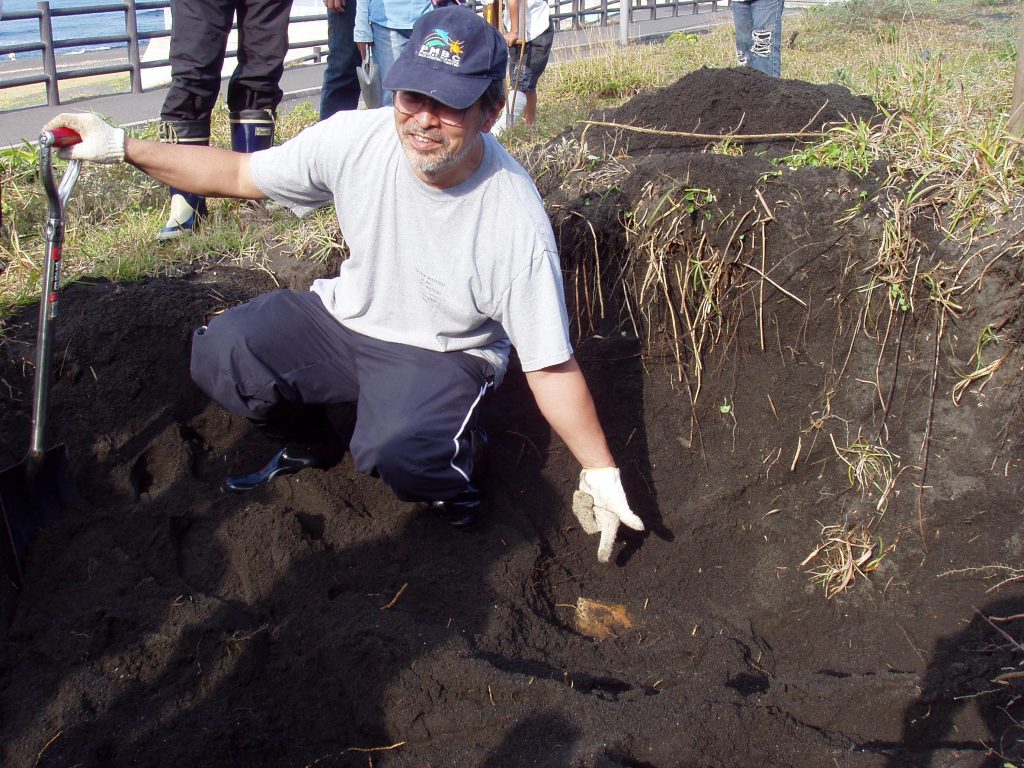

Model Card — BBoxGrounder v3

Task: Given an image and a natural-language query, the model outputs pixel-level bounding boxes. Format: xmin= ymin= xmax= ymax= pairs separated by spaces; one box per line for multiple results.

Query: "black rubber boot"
xmin=222 ymin=405 xmax=342 ymax=493
xmin=156 ymin=119 xmax=210 ymax=242
xmin=430 ymin=426 xmax=488 ymax=528
xmin=229 ymin=109 xmax=276 ymax=153
xmin=430 ymin=484 xmax=483 ymax=528
xmin=221 ymin=444 xmax=341 ymax=493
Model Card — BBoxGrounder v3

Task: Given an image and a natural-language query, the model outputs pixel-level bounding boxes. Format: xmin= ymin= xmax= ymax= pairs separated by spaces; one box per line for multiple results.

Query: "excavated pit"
xmin=1 ymin=67 xmax=1023 ymax=767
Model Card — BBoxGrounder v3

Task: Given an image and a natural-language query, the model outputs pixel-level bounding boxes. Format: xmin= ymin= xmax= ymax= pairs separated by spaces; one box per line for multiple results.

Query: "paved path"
xmin=0 ymin=4 xmax=740 ymax=148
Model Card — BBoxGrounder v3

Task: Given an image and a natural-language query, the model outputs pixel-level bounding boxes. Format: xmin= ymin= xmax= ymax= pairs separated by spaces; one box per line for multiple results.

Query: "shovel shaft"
xmin=30 ymin=131 xmax=81 ymax=456
xmin=31 ymin=218 xmax=62 ymax=456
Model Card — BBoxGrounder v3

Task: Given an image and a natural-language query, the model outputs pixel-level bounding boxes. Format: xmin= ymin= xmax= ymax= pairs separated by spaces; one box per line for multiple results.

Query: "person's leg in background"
xmin=494 ymin=25 xmax=552 ymax=135
xmin=157 ymin=0 xmax=234 ymax=241
xmin=515 ymin=25 xmax=552 ymax=126
xmin=320 ymin=0 xmax=361 ymax=118
xmin=732 ymin=0 xmax=784 ymax=78
xmin=500 ymin=42 xmax=528 ymax=132
xmin=750 ymin=0 xmax=783 ymax=77
xmin=732 ymin=0 xmax=754 ymax=70
xmin=228 ymin=0 xmax=293 ymax=149
xmin=369 ymin=22 xmax=412 ymax=107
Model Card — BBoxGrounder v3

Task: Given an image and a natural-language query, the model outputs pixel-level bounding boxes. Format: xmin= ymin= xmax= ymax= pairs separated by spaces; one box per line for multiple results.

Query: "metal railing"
xmin=0 ymin=0 xmax=726 ymax=107
xmin=550 ymin=0 xmax=722 ymax=31
xmin=0 ymin=0 xmax=332 ymax=106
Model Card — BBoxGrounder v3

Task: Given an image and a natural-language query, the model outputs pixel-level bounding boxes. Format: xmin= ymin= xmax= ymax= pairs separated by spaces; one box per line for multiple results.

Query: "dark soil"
xmin=2 ymin=67 xmax=1023 ymax=768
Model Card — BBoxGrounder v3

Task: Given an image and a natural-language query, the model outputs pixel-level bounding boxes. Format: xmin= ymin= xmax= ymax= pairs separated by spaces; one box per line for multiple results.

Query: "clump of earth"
xmin=1 ymin=67 xmax=1022 ymax=767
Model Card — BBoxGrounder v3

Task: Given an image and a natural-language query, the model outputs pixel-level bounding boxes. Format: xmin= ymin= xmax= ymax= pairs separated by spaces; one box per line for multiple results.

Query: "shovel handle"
xmin=40 ymin=127 xmax=82 ymax=148
xmin=39 ymin=129 xmax=82 ymax=216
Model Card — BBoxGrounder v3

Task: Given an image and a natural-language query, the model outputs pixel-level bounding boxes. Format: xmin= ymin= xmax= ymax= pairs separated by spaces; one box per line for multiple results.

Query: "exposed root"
xmin=580 ymin=120 xmax=825 ymax=142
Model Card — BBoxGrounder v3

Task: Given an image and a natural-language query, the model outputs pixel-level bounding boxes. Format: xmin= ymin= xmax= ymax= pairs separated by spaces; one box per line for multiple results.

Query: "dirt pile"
xmin=1 ymin=68 xmax=1023 ymax=767
xmin=583 ymin=65 xmax=879 ymax=155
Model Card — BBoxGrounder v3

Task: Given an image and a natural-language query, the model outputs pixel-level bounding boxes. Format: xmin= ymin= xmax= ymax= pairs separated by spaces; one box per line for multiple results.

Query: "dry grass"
xmin=801 ymin=522 xmax=890 ymax=598
xmin=622 ymin=180 xmax=738 ymax=402
xmin=952 ymin=323 xmax=1009 ymax=404
xmin=829 ymin=431 xmax=902 ymax=514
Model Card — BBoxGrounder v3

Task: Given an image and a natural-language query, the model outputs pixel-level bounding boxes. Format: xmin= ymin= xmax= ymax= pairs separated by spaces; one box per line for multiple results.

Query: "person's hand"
xmin=504 ymin=31 xmax=520 ymax=47
xmin=322 ymin=0 xmax=345 ymax=12
xmin=572 ymin=467 xmax=644 ymax=563
xmin=357 ymin=41 xmax=368 ymax=61
xmin=43 ymin=113 xmax=124 ymax=163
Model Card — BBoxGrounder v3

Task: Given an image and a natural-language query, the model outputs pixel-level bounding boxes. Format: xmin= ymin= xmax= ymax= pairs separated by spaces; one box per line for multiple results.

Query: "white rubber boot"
xmin=491 ymin=90 xmax=527 ymax=137
xmin=156 ymin=190 xmax=207 ymax=242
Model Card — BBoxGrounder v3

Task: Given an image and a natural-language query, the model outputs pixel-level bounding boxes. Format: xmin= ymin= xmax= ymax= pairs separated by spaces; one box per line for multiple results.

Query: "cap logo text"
xmin=418 ymin=28 xmax=464 ymax=68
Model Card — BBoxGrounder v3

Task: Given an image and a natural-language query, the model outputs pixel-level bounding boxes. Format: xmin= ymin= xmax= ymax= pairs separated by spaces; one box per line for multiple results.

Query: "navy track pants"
xmin=190 ymin=290 xmax=493 ymax=502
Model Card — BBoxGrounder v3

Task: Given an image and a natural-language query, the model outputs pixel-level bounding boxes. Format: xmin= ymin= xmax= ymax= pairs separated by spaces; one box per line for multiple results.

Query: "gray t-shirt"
xmin=249 ymin=108 xmax=572 ymax=385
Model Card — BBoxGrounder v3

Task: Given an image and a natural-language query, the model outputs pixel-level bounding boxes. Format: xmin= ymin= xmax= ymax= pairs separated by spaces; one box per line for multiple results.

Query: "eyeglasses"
xmin=394 ymin=91 xmax=467 ymax=127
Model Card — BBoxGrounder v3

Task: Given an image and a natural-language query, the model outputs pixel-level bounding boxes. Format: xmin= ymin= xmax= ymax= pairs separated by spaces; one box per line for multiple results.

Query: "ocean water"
xmin=0 ymin=0 xmax=323 ymax=58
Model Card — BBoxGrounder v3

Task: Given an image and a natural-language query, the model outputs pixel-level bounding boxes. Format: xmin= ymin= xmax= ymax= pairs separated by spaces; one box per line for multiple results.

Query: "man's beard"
xmin=401 ymin=125 xmax=479 ymax=179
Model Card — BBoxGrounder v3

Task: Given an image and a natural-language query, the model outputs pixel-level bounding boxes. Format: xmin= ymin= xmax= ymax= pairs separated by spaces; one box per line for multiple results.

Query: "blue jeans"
xmin=370 ymin=23 xmax=413 ymax=107
xmin=732 ymin=0 xmax=784 ymax=78
xmin=321 ymin=5 xmax=361 ymax=119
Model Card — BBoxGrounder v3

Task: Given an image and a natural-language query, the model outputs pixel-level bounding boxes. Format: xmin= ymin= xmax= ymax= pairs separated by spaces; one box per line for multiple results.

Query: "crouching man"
xmin=45 ymin=5 xmax=643 ymax=562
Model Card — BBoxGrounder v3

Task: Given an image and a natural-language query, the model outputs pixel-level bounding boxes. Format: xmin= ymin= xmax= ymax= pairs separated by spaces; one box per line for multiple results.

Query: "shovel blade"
xmin=0 ymin=444 xmax=76 ymax=590
xmin=356 ymin=63 xmax=383 ymax=110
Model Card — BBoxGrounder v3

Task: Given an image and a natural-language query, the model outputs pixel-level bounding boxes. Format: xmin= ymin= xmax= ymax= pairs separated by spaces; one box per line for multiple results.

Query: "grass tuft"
xmin=801 ymin=521 xmax=890 ymax=598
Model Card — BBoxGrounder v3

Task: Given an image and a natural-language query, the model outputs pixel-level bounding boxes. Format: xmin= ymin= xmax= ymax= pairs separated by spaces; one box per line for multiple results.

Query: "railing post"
xmin=126 ymin=0 xmax=142 ymax=93
xmin=619 ymin=0 xmax=628 ymax=45
xmin=38 ymin=1 xmax=60 ymax=106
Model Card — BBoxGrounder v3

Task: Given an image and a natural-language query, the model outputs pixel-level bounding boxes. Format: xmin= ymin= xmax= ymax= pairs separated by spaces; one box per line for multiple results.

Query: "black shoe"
xmin=223 ymin=441 xmax=341 ymax=493
xmin=430 ymin=485 xmax=481 ymax=528
xmin=469 ymin=425 xmax=489 ymax=485
xmin=430 ymin=427 xmax=488 ymax=528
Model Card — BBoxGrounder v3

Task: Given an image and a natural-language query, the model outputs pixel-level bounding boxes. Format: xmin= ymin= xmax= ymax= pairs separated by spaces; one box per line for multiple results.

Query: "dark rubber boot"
xmin=156 ymin=120 xmax=210 ymax=242
xmin=222 ymin=443 xmax=342 ymax=492
xmin=222 ymin=405 xmax=342 ymax=493
xmin=229 ymin=109 xmax=276 ymax=153
xmin=430 ymin=427 xmax=488 ymax=528
xmin=229 ymin=109 xmax=276 ymax=217
xmin=430 ymin=484 xmax=482 ymax=528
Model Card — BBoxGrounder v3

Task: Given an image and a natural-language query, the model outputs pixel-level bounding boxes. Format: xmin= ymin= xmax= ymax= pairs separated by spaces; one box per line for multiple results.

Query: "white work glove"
xmin=572 ymin=467 xmax=644 ymax=563
xmin=43 ymin=113 xmax=125 ymax=164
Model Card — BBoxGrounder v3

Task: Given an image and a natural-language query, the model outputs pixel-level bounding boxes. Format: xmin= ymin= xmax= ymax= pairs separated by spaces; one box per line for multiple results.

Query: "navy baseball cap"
xmin=382 ymin=6 xmax=508 ymax=110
